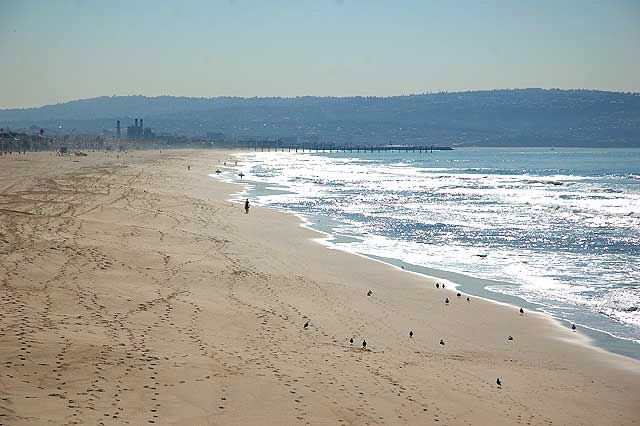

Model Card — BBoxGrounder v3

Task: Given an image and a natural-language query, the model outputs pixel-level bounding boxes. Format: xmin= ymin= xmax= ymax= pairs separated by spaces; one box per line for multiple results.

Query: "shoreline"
xmin=1 ymin=149 xmax=638 ymax=425
xmin=219 ymin=157 xmax=640 ymax=361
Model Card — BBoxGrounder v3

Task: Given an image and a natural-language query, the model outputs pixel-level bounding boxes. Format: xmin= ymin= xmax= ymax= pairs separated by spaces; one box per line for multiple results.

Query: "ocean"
xmin=222 ymin=148 xmax=640 ymax=358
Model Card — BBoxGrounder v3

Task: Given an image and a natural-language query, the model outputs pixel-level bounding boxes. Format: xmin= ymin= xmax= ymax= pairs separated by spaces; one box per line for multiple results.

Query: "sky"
xmin=1 ymin=0 xmax=639 ymax=109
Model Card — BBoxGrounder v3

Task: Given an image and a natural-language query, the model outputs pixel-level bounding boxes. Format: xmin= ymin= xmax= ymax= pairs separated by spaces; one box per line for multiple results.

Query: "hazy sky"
xmin=1 ymin=0 xmax=639 ymax=109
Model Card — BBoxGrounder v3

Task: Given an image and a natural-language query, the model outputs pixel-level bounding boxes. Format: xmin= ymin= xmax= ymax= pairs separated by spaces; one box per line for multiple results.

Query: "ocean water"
xmin=226 ymin=148 xmax=640 ymax=352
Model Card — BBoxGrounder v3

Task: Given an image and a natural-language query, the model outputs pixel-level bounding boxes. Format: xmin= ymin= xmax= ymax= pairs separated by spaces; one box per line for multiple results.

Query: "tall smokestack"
xmin=116 ymin=120 xmax=121 ymax=140
xmin=135 ymin=119 xmax=138 ymax=128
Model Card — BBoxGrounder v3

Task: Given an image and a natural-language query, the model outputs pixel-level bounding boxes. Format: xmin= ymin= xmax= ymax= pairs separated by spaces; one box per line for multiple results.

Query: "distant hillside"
xmin=1 ymin=89 xmax=639 ymax=147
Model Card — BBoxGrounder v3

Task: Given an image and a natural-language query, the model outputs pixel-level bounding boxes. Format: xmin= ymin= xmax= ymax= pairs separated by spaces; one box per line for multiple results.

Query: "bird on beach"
xmin=349 ymin=337 xmax=354 ymax=345
xmin=362 ymin=340 xmax=367 ymax=349
xmin=409 ymin=331 xmax=414 ymax=338
xmin=572 ymin=324 xmax=576 ymax=331
xmin=519 ymin=307 xmax=524 ymax=315
xmin=466 ymin=297 xmax=470 ymax=302
xmin=439 ymin=339 xmax=445 ymax=345
xmin=436 ymin=283 xmax=440 ymax=289
xmin=303 ymin=321 xmax=309 ymax=329
xmin=457 ymin=292 xmax=461 ymax=297
xmin=496 ymin=378 xmax=502 ymax=387
xmin=445 ymin=298 xmax=450 ymax=305
xmin=442 ymin=284 xmax=446 ymax=288
xmin=508 ymin=335 xmax=513 ymax=341
xmin=367 ymin=290 xmax=372 ymax=296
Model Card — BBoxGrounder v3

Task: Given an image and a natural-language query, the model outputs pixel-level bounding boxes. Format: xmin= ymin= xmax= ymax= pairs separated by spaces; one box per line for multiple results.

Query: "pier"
xmin=237 ymin=140 xmax=453 ymax=153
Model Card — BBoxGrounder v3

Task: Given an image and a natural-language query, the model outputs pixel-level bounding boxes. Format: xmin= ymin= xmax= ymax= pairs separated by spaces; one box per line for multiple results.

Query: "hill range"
xmin=1 ymin=89 xmax=639 ymax=147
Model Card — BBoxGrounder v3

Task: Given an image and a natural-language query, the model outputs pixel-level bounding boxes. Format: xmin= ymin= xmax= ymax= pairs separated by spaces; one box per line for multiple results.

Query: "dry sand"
xmin=0 ymin=149 xmax=638 ymax=426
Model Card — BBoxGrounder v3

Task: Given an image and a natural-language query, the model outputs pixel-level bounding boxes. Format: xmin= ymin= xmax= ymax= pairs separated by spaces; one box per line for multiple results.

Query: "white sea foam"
xmin=232 ymin=149 xmax=640 ymax=342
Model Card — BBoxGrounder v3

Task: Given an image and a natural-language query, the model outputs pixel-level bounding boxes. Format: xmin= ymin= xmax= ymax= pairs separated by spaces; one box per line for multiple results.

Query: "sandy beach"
xmin=1 ymin=149 xmax=638 ymax=426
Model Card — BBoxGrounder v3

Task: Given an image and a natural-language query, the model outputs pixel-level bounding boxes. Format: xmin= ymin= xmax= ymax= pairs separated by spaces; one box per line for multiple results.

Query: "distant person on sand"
xmin=244 ymin=199 xmax=250 ymax=214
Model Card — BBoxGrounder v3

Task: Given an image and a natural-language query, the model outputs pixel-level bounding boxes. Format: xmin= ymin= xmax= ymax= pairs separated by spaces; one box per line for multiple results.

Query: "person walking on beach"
xmin=244 ymin=199 xmax=250 ymax=214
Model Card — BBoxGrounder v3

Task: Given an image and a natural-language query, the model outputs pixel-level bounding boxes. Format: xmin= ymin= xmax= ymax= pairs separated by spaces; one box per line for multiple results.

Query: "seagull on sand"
xmin=436 ymin=283 xmax=440 ymax=289
xmin=349 ymin=337 xmax=354 ymax=345
xmin=466 ymin=297 xmax=470 ymax=302
xmin=367 ymin=290 xmax=373 ymax=296
xmin=362 ymin=340 xmax=367 ymax=349
xmin=496 ymin=378 xmax=502 ymax=387
xmin=508 ymin=335 xmax=513 ymax=341
xmin=457 ymin=292 xmax=461 ymax=297
xmin=519 ymin=307 xmax=524 ymax=315
xmin=445 ymin=298 xmax=450 ymax=305
xmin=572 ymin=324 xmax=576 ymax=331
xmin=439 ymin=339 xmax=445 ymax=345
xmin=409 ymin=331 xmax=414 ymax=338
xmin=303 ymin=321 xmax=309 ymax=329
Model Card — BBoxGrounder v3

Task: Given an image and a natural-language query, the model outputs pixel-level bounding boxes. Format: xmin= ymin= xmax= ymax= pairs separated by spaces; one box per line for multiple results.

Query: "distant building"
xmin=124 ymin=118 xmax=156 ymax=140
xmin=126 ymin=118 xmax=142 ymax=140
xmin=126 ymin=118 xmax=152 ymax=140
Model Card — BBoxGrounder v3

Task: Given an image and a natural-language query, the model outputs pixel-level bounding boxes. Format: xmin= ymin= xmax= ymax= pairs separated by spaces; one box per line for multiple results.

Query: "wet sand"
xmin=0 ymin=150 xmax=638 ymax=425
